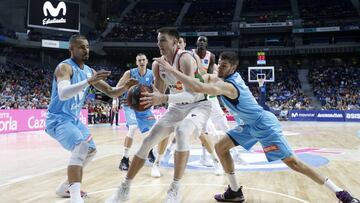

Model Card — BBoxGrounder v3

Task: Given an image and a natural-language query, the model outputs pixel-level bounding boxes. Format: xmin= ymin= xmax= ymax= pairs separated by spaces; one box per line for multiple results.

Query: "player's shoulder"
xmin=56 ymin=61 xmax=72 ymax=72
xmin=178 ymin=50 xmax=196 ymax=61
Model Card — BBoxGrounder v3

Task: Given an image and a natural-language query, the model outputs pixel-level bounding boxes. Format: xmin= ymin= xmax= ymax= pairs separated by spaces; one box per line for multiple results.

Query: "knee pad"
xmin=69 ymin=142 xmax=89 ymax=166
xmin=175 ymin=119 xmax=197 ymax=151
xmin=126 ymin=125 xmax=137 ymax=139
xmin=136 ymin=124 xmax=172 ymax=159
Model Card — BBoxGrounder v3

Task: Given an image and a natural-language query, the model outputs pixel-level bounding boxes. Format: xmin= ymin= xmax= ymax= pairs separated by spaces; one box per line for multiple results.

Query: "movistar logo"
xmin=42 ymin=1 xmax=67 ymax=25
xmin=43 ymin=1 xmax=66 ymax=17
xmin=291 ymin=112 xmax=298 ymax=117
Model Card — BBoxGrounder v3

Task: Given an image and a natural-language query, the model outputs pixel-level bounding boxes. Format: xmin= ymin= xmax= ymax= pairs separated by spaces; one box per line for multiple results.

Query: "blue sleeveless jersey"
xmin=122 ymin=68 xmax=153 ymax=99
xmin=46 ymin=58 xmax=93 ymax=122
xmin=220 ymin=72 xmax=264 ymax=125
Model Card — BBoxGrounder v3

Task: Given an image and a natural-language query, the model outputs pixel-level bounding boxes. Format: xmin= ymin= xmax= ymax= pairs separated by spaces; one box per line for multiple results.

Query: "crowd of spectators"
xmin=309 ymin=65 xmax=360 ymax=110
xmin=0 ymin=60 xmax=51 ymax=109
xmin=1 ymin=48 xmax=359 ymax=122
xmin=182 ymin=0 xmax=234 ymax=25
xmin=299 ymin=0 xmax=359 ymax=27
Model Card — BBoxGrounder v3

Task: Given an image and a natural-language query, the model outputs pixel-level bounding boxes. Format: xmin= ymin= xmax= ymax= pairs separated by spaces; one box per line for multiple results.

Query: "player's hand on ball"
xmin=88 ymin=69 xmax=111 ymax=85
xmin=153 ymin=57 xmax=173 ymax=72
xmin=140 ymin=85 xmax=167 ymax=109
xmin=124 ymin=78 xmax=138 ymax=89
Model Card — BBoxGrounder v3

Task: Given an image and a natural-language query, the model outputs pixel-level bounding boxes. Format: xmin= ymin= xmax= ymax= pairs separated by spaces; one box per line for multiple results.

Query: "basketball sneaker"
xmin=148 ymin=149 xmax=156 ymax=163
xmin=214 ymin=185 xmax=245 ymax=202
xmin=105 ymin=181 xmax=130 ymax=203
xmin=336 ymin=190 xmax=360 ymax=203
xmin=119 ymin=157 xmax=130 ymax=171
xmin=151 ymin=163 xmax=161 ymax=178
xmin=55 ymin=182 xmax=87 ymax=198
xmin=164 ymin=182 xmax=180 ymax=203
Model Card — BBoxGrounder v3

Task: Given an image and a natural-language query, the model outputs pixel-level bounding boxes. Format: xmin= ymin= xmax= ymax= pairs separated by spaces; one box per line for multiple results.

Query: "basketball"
xmin=126 ymin=84 xmax=153 ymax=111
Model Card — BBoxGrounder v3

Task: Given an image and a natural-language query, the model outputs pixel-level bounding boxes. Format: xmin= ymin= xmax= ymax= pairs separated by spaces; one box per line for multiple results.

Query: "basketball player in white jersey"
xmin=167 ymin=37 xmax=226 ymax=175
xmin=192 ymin=36 xmax=231 ymax=168
xmin=106 ymin=27 xmax=211 ymax=203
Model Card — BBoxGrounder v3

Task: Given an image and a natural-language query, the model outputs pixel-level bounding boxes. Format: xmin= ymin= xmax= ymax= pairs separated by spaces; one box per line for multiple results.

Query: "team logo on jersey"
xmin=175 ymin=81 xmax=183 ymax=90
xmin=204 ymin=59 xmax=209 ymax=64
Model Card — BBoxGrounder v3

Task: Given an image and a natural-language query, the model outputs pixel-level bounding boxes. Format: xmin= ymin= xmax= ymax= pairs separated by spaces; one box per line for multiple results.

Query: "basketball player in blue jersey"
xmin=154 ymin=51 xmax=359 ymax=203
xmin=115 ymin=53 xmax=169 ymax=178
xmin=45 ymin=35 xmax=137 ymax=203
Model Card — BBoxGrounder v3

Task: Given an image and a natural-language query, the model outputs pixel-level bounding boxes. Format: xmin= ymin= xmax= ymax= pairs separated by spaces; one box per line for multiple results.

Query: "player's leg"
xmin=106 ymin=106 xmax=184 ymax=203
xmin=199 ymin=131 xmax=224 ymax=175
xmin=260 ymin=111 xmax=359 ymax=203
xmin=119 ymin=106 xmax=138 ymax=171
xmin=165 ymin=102 xmax=211 ymax=203
xmin=46 ymin=120 xmax=95 ymax=203
xmin=213 ymin=125 xmax=254 ymax=202
xmin=151 ymin=136 xmax=169 ymax=178
xmin=134 ymin=109 xmax=166 ymax=177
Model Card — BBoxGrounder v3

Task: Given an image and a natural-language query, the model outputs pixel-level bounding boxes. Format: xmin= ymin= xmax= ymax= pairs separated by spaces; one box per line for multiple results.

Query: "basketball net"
xmin=258 ymin=78 xmax=265 ymax=87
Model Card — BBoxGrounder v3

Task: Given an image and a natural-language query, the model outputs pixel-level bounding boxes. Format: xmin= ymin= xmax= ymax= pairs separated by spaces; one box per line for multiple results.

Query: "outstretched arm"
xmin=92 ymin=69 xmax=138 ymax=98
xmin=153 ymin=57 xmax=238 ymax=99
xmin=140 ymin=54 xmax=204 ymax=107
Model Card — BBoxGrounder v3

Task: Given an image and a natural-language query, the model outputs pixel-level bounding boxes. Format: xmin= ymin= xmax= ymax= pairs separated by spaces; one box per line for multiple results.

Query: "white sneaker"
xmin=200 ymin=155 xmax=213 ymax=167
xmin=164 ymin=182 xmax=180 ymax=203
xmin=56 ymin=182 xmax=87 ymax=198
xmin=151 ymin=164 xmax=161 ymax=178
xmin=105 ymin=182 xmax=130 ymax=203
xmin=213 ymin=160 xmax=224 ymax=176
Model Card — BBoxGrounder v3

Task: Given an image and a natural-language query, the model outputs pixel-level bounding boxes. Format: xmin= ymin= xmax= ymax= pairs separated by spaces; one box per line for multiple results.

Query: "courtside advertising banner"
xmin=288 ymin=110 xmax=360 ymax=122
xmin=0 ymin=109 xmax=88 ymax=134
xmin=344 ymin=110 xmax=360 ymax=122
xmin=27 ymin=0 xmax=80 ymax=32
xmin=288 ymin=110 xmax=317 ymax=121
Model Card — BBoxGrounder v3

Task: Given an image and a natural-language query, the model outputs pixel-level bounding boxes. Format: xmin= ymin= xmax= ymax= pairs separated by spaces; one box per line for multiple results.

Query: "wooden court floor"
xmin=0 ymin=122 xmax=359 ymax=203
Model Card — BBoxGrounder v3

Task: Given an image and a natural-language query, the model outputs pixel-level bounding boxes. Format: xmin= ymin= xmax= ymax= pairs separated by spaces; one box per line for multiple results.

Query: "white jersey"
xmin=192 ymin=49 xmax=212 ymax=75
xmin=159 ymin=49 xmax=206 ymax=102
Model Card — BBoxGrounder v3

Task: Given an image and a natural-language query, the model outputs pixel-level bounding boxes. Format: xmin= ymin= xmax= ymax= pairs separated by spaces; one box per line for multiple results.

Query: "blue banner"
xmin=316 ymin=110 xmax=344 ymax=122
xmin=288 ymin=110 xmax=360 ymax=122
xmin=288 ymin=110 xmax=317 ymax=121
xmin=344 ymin=110 xmax=360 ymax=122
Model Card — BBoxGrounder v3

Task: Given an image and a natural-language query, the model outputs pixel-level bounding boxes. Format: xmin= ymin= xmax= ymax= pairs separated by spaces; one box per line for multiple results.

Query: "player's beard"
xmin=82 ymin=54 xmax=89 ymax=62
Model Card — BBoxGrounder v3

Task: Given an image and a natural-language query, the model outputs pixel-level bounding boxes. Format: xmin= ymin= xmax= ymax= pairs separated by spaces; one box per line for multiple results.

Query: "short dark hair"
xmin=69 ymin=34 xmax=87 ymax=44
xmin=136 ymin=53 xmax=146 ymax=57
xmin=157 ymin=27 xmax=180 ymax=40
xmin=220 ymin=51 xmax=239 ymax=66
xmin=179 ymin=36 xmax=186 ymax=43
